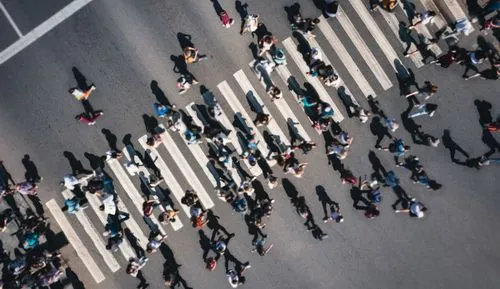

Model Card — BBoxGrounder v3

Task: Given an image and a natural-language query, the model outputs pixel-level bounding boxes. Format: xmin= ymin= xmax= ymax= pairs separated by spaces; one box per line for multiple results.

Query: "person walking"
xmin=219 ymin=10 xmax=235 ymax=28
xmin=258 ymin=34 xmax=277 ymax=56
xmin=394 ymin=198 xmax=427 ymax=218
xmin=177 ymin=74 xmax=199 ymax=94
xmin=408 ymin=103 xmax=438 ymax=118
xmin=76 ymin=111 xmax=104 ymax=125
xmin=183 ymin=46 xmax=207 ymax=64
xmin=69 ymin=84 xmax=96 ymax=101
xmin=463 ymin=50 xmax=488 ymax=79
xmin=405 ymin=81 xmax=439 ymax=101
xmin=379 ymin=138 xmax=410 ymax=163
xmin=126 ymin=257 xmax=149 ymax=289
xmin=408 ymin=10 xmax=436 ymax=29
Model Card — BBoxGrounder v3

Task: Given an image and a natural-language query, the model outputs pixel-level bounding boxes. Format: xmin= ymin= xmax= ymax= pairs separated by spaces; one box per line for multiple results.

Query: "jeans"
xmin=409 ymin=105 xmax=428 ymax=118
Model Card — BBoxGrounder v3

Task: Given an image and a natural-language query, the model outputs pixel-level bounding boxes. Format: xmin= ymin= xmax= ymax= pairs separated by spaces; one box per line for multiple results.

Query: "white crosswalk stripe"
xmin=234 ymin=69 xmax=291 ymax=146
xmin=46 ymin=199 xmax=107 ymax=284
xmin=329 ymin=11 xmax=393 ymax=91
xmin=377 ymin=6 xmax=425 ymax=67
xmin=433 ymin=0 xmax=474 ymax=34
xmin=199 ymin=90 xmax=264 ymax=176
xmin=157 ymin=123 xmax=215 ymax=210
xmin=248 ymin=61 xmax=312 ymax=142
xmin=60 ymin=190 xmax=121 ymax=272
xmin=315 ymin=15 xmax=376 ymax=97
xmin=217 ymin=80 xmax=277 ymax=162
xmin=282 ymin=37 xmax=345 ymax=122
xmin=348 ymin=0 xmax=407 ymax=73
xmin=185 ymin=102 xmax=243 ymax=187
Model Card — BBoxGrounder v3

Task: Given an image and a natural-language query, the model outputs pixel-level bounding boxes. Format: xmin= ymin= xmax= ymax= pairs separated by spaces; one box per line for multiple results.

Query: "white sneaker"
xmin=429 ymin=111 xmax=435 ymax=117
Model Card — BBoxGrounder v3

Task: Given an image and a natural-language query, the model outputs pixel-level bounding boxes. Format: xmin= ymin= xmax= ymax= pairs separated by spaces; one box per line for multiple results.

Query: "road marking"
xmin=59 ymin=190 xmax=121 ymax=272
xmin=0 ymin=1 xmax=22 ymax=37
xmin=377 ymin=6 xmax=425 ymax=68
xmin=121 ymin=145 xmax=181 ymax=232
xmin=329 ymin=11 xmax=392 ymax=91
xmin=315 ymin=16 xmax=376 ymax=97
xmin=434 ymin=0 xmax=474 ymax=34
xmin=185 ymin=103 xmax=243 ymax=186
xmin=281 ymin=37 xmax=344 ymax=122
xmin=157 ymin=124 xmax=215 ymax=210
xmin=199 ymin=91 xmax=264 ymax=176
xmin=246 ymin=62 xmax=312 ymax=143
xmin=0 ymin=0 xmax=94 ymax=65
xmin=348 ymin=0 xmax=406 ymax=73
xmin=217 ymin=81 xmax=276 ymax=161
xmin=46 ymin=198 xmax=106 ymax=284
xmin=234 ymin=69 xmax=291 ymax=146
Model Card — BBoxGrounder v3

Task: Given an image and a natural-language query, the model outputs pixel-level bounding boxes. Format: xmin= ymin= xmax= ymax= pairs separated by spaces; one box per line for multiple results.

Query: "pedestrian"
xmin=408 ymin=10 xmax=436 ymax=29
xmin=381 ymin=0 xmax=397 ymax=12
xmin=15 ymin=181 xmax=38 ymax=196
xmin=75 ymin=111 xmax=104 ymax=125
xmin=126 ymin=257 xmax=149 ymax=288
xmin=272 ymin=48 xmax=287 ymax=66
xmin=62 ymin=197 xmax=84 ymax=214
xmin=430 ymin=47 xmax=466 ymax=68
xmin=153 ymin=103 xmax=176 ymax=118
xmin=292 ymin=140 xmax=317 ymax=154
xmin=69 ymin=84 xmax=96 ymax=101
xmin=183 ymin=46 xmax=207 ymax=64
xmin=326 ymin=140 xmax=349 ymax=160
xmin=105 ymin=150 xmax=122 ymax=160
xmin=258 ymin=34 xmax=277 ymax=56
xmin=394 ymin=198 xmax=427 ymax=218
xmin=181 ymin=190 xmax=199 ymax=207
xmin=405 ymin=37 xmax=438 ymax=64
xmin=219 ymin=10 xmax=235 ymax=28
xmin=146 ymin=232 xmax=168 ymax=254
xmin=143 ymin=198 xmax=160 ymax=217
xmin=464 ymin=66 xmax=500 ymax=80
xmin=380 ymin=138 xmax=410 ymax=162
xmin=98 ymin=192 xmax=117 ymax=215
xmin=408 ymin=103 xmax=438 ymax=118
xmin=240 ymin=14 xmax=259 ymax=35
xmin=340 ymin=167 xmax=358 ymax=185
xmin=177 ymin=74 xmax=198 ymax=94
xmin=159 ymin=209 xmax=179 ymax=225
xmin=287 ymin=162 xmax=308 ymax=178
xmin=323 ymin=202 xmax=343 ymax=223
xmin=251 ymin=237 xmax=273 ymax=256
xmin=254 ymin=112 xmax=272 ymax=126
xmin=463 ymin=50 xmax=488 ymax=79
xmin=227 ymin=269 xmax=246 ymax=288
xmin=336 ymin=131 xmax=354 ymax=147
xmin=267 ymin=85 xmax=282 ymax=101
xmin=405 ymin=81 xmax=439 ymax=101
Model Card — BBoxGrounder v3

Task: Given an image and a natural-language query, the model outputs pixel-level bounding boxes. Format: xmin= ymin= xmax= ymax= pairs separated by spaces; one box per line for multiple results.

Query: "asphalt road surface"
xmin=0 ymin=0 xmax=499 ymax=289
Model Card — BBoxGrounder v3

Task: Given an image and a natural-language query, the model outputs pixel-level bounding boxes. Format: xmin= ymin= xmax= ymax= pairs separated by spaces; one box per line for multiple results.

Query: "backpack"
xmin=369 ymin=190 xmax=382 ymax=203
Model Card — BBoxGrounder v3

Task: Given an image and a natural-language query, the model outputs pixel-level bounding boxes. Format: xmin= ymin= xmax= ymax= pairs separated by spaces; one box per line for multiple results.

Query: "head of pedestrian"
xmin=335 ymin=215 xmax=344 ymax=223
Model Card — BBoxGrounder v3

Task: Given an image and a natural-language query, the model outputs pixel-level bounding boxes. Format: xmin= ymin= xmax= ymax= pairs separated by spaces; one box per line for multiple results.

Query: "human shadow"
xmin=161 ymin=244 xmax=192 ymax=289
xmin=391 ymin=185 xmax=411 ymax=211
xmin=293 ymin=31 xmax=312 ymax=63
xmin=151 ymin=80 xmax=172 ymax=106
xmin=474 ymin=99 xmax=493 ymax=126
xmin=284 ymin=3 xmax=301 ymax=24
xmin=244 ymin=214 xmax=266 ymax=245
xmin=370 ymin=116 xmax=393 ymax=148
xmin=124 ymin=228 xmax=145 ymax=258
xmin=398 ymin=21 xmax=417 ymax=55
xmin=63 ymin=266 xmax=86 ymax=289
xmin=142 ymin=114 xmax=160 ymax=134
xmin=101 ymin=128 xmax=118 ymax=152
xmin=368 ymin=150 xmax=387 ymax=182
xmin=327 ymin=152 xmax=342 ymax=172
xmin=177 ymin=32 xmax=194 ymax=50
xmin=210 ymin=0 xmax=225 ymax=15
xmin=198 ymin=229 xmax=212 ymax=262
xmin=253 ymin=179 xmax=273 ymax=203
xmin=350 ymin=185 xmax=371 ymax=210
xmin=401 ymin=0 xmax=417 ymax=24
xmin=21 ymin=154 xmax=42 ymax=184
xmin=235 ymin=1 xmax=249 ymax=21
xmin=282 ymin=178 xmax=299 ymax=204
xmin=257 ymin=155 xmax=274 ymax=179
xmin=401 ymin=105 xmax=424 ymax=140
xmin=315 ymin=185 xmax=337 ymax=219
xmin=207 ymin=209 xmax=233 ymax=238
xmin=482 ymin=128 xmax=500 ymax=156
xmin=83 ymin=152 xmax=106 ymax=170
xmin=63 ymin=151 xmax=93 ymax=176
xmin=442 ymin=129 xmax=470 ymax=162
xmin=72 ymin=67 xmax=91 ymax=91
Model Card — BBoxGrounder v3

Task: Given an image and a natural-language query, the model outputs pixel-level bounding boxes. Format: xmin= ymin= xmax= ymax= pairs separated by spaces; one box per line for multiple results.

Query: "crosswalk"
xmin=45 ymin=0 xmax=473 ymax=283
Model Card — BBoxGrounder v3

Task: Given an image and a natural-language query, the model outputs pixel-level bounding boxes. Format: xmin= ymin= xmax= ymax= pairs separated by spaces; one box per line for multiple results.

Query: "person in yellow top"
xmin=183 ymin=47 xmax=207 ymax=64
xmin=68 ymin=84 xmax=96 ymax=101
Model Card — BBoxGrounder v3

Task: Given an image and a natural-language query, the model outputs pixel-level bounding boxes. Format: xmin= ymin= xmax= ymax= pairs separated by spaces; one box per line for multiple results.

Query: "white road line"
xmin=121 ymin=146 xmax=181 ymax=232
xmin=185 ymin=103 xmax=243 ymax=186
xmin=419 ymin=0 xmax=448 ymax=30
xmin=348 ymin=0 xmax=406 ymax=73
xmin=0 ymin=0 xmax=94 ymax=65
xmin=157 ymin=124 xmax=215 ymax=210
xmin=0 ymin=2 xmax=22 ymax=37
xmin=434 ymin=0 xmax=474 ymax=33
xmin=246 ymin=62 xmax=312 ymax=142
xmin=282 ymin=37 xmax=344 ymax=122
xmin=106 ymin=158 xmax=169 ymax=235
xmin=196 ymin=94 xmax=264 ymax=176
xmin=378 ymin=7 xmax=425 ymax=68
xmin=234 ymin=69 xmax=291 ymax=146
xmin=315 ymin=16 xmax=375 ymax=97
xmin=217 ymin=81 xmax=276 ymax=161
xmin=124 ymin=143 xmax=185 ymax=234
xmin=397 ymin=0 xmax=442 ymax=57
xmin=83 ymin=192 xmax=137 ymax=261
xmin=46 ymin=199 xmax=106 ymax=284
xmin=330 ymin=11 xmax=393 ymax=91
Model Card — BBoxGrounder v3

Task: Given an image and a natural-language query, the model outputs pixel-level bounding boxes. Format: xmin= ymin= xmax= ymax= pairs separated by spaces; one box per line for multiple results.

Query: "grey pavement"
xmin=0 ymin=0 xmax=499 ymax=289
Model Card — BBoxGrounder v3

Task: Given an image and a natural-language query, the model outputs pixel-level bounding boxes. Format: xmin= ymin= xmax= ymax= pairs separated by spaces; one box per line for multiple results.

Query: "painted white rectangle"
xmin=156 ymin=125 xmax=215 ymax=210
xmin=349 ymin=0 xmax=406 ymax=73
xmin=330 ymin=12 xmax=393 ymax=91
xmin=0 ymin=0 xmax=94 ymax=65
xmin=185 ymin=103 xmax=243 ymax=186
xmin=315 ymin=16 xmax=375 ymax=97
xmin=121 ymin=146 xmax=183 ymax=231
xmin=84 ymin=193 xmax=136 ymax=261
xmin=396 ymin=1 xmax=442 ymax=57
xmin=60 ymin=190 xmax=123 ymax=271
xmin=246 ymin=62 xmax=312 ymax=142
xmin=234 ymin=69 xmax=291 ymax=147
xmin=435 ymin=0 xmax=474 ymax=33
xmin=282 ymin=37 xmax=344 ymax=122
xmin=378 ymin=7 xmax=425 ymax=68
xmin=46 ymin=199 xmax=106 ymax=283
xmin=217 ymin=81 xmax=278 ymax=161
